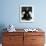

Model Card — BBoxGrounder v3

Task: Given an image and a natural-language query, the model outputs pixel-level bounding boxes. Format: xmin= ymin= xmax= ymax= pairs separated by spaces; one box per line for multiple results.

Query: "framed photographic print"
xmin=20 ymin=5 xmax=34 ymax=22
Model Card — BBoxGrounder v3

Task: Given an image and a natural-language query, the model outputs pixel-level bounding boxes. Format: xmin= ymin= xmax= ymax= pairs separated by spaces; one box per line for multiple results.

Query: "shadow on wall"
xmin=0 ymin=24 xmax=7 ymax=43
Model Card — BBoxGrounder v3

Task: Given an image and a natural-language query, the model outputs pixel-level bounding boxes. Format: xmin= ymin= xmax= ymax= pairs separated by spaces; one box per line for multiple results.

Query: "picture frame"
xmin=20 ymin=5 xmax=34 ymax=22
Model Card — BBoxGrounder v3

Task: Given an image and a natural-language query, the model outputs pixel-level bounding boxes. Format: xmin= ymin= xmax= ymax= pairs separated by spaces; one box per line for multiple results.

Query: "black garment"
xmin=22 ymin=10 xmax=32 ymax=20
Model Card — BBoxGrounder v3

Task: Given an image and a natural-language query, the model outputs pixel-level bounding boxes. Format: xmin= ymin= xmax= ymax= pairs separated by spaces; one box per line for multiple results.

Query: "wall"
xmin=0 ymin=0 xmax=46 ymax=29
xmin=0 ymin=0 xmax=46 ymax=43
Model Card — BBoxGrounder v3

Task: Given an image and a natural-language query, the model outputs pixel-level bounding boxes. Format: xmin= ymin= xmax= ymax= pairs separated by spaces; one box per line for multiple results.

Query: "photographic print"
xmin=20 ymin=5 xmax=34 ymax=22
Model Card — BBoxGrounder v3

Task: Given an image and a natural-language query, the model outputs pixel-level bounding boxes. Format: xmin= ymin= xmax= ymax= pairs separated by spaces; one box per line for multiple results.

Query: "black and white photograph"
xmin=20 ymin=5 xmax=34 ymax=22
